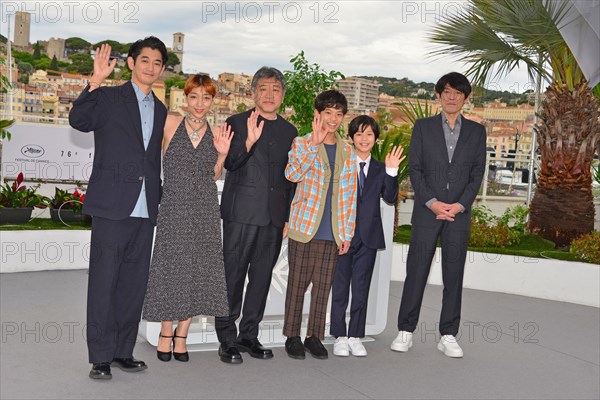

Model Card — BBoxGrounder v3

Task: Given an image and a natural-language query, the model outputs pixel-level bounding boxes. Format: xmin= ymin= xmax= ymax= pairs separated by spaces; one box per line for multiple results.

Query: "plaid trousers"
xmin=283 ymin=239 xmax=338 ymax=340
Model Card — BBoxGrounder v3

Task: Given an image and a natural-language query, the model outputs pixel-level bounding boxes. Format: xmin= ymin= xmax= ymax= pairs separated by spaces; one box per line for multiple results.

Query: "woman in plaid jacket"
xmin=283 ymin=90 xmax=357 ymax=360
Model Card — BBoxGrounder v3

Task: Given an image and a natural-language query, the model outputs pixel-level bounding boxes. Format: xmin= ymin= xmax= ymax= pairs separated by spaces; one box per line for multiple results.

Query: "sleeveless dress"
xmin=143 ymin=120 xmax=229 ymax=321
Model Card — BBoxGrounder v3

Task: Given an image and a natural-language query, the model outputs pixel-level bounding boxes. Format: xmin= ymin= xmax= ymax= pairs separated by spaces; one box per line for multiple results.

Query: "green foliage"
xmin=17 ymin=61 xmax=33 ymax=75
xmin=12 ymin=50 xmax=33 ymax=65
xmin=469 ymin=204 xmax=529 ymax=247
xmin=471 ymin=204 xmax=496 ymax=225
xmin=499 ymin=204 xmax=529 ymax=233
xmin=394 ymin=224 xmax=579 ymax=261
xmin=469 ymin=221 xmax=521 ymax=248
xmin=45 ymin=187 xmax=86 ymax=213
xmin=396 ymin=99 xmax=435 ymax=125
xmin=0 ymin=173 xmax=47 ymax=208
xmin=281 ymin=51 xmax=345 ymax=136
xmin=93 ymin=40 xmax=129 ymax=54
xmin=49 ymin=55 xmax=58 ymax=71
xmin=236 ymin=103 xmax=248 ymax=113
xmin=593 ymin=83 xmax=600 ymax=102
xmin=166 ymin=52 xmax=180 ymax=68
xmin=373 ymin=107 xmax=412 ymax=186
xmin=375 ymin=108 xmax=394 ymax=131
xmin=32 ymin=42 xmax=41 ymax=61
xmin=429 ymin=0 xmax=583 ymax=90
xmin=33 ymin=59 xmax=51 ymax=70
xmin=0 ymin=57 xmax=14 ymax=140
xmin=68 ymin=53 xmax=93 ymax=74
xmin=165 ymin=76 xmax=185 ymax=95
xmin=592 ymin=163 xmax=600 ymax=185
xmin=371 ymin=129 xmax=410 ymax=185
xmin=0 ymin=119 xmax=15 ymax=140
xmin=358 ymin=76 xmax=435 ymax=98
xmin=65 ymin=37 xmax=91 ymax=50
xmin=570 ymin=231 xmax=600 ymax=264
xmin=0 ymin=218 xmax=92 ymax=231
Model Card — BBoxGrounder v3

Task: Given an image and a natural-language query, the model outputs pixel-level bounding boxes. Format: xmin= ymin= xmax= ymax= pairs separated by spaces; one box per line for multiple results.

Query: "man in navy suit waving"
xmin=69 ymin=37 xmax=167 ymax=379
xmin=330 ymin=115 xmax=404 ymax=357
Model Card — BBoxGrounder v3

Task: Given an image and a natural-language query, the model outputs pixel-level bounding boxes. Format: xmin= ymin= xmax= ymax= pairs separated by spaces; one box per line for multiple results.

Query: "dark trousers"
xmin=330 ymin=237 xmax=377 ymax=338
xmin=215 ymin=220 xmax=283 ymax=343
xmin=283 ymin=239 xmax=338 ymax=340
xmin=86 ymin=216 xmax=154 ymax=363
xmin=397 ymin=223 xmax=469 ymax=336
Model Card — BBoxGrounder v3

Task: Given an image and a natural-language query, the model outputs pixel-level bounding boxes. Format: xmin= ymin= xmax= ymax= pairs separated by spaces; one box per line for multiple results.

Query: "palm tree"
xmin=429 ymin=0 xmax=600 ymax=247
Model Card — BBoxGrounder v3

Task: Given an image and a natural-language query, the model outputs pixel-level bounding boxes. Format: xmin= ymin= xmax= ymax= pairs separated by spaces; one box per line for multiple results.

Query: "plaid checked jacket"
xmin=285 ymin=132 xmax=357 ymax=246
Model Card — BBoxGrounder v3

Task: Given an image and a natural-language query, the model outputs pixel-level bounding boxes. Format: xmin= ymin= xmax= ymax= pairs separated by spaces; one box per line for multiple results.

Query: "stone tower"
xmin=47 ymin=38 xmax=67 ymax=62
xmin=13 ymin=11 xmax=31 ymax=48
xmin=172 ymin=33 xmax=184 ymax=73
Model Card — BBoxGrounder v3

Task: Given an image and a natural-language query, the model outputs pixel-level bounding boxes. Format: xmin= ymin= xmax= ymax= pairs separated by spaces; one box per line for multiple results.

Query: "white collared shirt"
xmin=356 ymin=154 xmax=398 ymax=177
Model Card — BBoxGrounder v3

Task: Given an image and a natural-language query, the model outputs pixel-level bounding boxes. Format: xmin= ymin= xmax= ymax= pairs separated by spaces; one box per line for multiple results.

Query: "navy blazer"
xmin=69 ymin=81 xmax=167 ymax=224
xmin=354 ymin=159 xmax=399 ymax=250
xmin=409 ymin=114 xmax=486 ymax=230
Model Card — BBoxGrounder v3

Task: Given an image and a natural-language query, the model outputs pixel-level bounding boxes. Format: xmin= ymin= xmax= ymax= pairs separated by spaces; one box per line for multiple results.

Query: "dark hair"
xmin=435 ymin=72 xmax=472 ymax=98
xmin=251 ymin=66 xmax=286 ymax=95
xmin=127 ymin=36 xmax=168 ymax=65
xmin=315 ymin=90 xmax=348 ymax=114
xmin=348 ymin=115 xmax=380 ymax=140
xmin=184 ymin=74 xmax=217 ymax=97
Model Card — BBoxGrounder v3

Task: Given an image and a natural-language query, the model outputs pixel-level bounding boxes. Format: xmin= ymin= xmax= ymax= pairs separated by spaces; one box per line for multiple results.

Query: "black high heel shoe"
xmin=157 ymin=332 xmax=173 ymax=362
xmin=173 ymin=328 xmax=189 ymax=362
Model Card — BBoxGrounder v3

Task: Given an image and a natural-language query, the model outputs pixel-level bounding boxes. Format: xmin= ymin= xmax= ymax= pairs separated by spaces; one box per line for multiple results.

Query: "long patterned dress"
xmin=143 ymin=120 xmax=229 ymax=321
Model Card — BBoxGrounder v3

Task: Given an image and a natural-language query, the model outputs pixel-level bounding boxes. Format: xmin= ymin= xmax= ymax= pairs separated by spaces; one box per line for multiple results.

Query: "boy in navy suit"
xmin=330 ymin=115 xmax=404 ymax=356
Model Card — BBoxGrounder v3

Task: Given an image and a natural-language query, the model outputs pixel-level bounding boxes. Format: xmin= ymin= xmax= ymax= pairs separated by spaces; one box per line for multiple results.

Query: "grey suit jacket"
xmin=409 ymin=114 xmax=486 ymax=230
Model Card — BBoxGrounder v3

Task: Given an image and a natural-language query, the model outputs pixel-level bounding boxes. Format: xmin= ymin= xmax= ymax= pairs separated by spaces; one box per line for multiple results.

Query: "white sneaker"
xmin=437 ymin=335 xmax=463 ymax=358
xmin=348 ymin=337 xmax=367 ymax=356
xmin=333 ymin=336 xmax=350 ymax=357
xmin=391 ymin=331 xmax=413 ymax=352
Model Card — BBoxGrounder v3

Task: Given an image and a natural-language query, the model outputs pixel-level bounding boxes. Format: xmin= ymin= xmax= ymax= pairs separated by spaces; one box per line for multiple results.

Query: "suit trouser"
xmin=397 ymin=222 xmax=469 ymax=336
xmin=215 ymin=220 xmax=283 ymax=343
xmin=330 ymin=236 xmax=378 ymax=338
xmin=87 ymin=216 xmax=154 ymax=364
xmin=283 ymin=239 xmax=338 ymax=340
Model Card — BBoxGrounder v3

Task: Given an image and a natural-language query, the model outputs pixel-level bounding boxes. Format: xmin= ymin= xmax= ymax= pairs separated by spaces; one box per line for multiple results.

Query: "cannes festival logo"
xmin=21 ymin=144 xmax=45 ymax=158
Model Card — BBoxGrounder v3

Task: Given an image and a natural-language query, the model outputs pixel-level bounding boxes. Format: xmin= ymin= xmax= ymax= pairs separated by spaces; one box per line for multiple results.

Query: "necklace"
xmin=188 ymin=115 xmax=205 ymax=124
xmin=185 ymin=116 xmax=206 ymax=141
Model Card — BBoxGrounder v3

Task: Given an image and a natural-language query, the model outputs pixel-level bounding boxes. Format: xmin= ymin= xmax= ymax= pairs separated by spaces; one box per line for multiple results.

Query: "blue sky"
xmin=1 ymin=0 xmax=533 ymax=92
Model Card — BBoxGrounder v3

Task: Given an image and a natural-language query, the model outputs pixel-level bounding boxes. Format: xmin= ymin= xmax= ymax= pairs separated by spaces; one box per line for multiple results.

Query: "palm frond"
xmin=428 ymin=0 xmax=586 ymax=89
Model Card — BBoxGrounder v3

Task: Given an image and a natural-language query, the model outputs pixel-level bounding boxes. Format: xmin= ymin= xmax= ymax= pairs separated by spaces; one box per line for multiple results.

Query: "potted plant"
xmin=46 ymin=186 xmax=91 ymax=224
xmin=0 ymin=173 xmax=47 ymax=224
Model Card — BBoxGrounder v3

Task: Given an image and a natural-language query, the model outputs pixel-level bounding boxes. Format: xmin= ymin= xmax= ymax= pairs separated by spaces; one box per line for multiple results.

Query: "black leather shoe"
xmin=218 ymin=342 xmax=243 ymax=364
xmin=89 ymin=362 xmax=112 ymax=380
xmin=304 ymin=336 xmax=328 ymax=359
xmin=236 ymin=338 xmax=273 ymax=359
xmin=285 ymin=336 xmax=305 ymax=360
xmin=111 ymin=357 xmax=148 ymax=372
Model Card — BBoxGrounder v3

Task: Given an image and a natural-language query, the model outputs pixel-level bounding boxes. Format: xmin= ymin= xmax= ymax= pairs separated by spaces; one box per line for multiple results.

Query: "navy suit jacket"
xmin=69 ymin=81 xmax=167 ymax=224
xmin=353 ymin=159 xmax=399 ymax=250
xmin=409 ymin=114 xmax=486 ymax=230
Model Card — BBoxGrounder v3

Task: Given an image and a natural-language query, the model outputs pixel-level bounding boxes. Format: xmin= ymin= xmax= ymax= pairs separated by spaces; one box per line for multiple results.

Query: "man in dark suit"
xmin=330 ymin=115 xmax=404 ymax=357
xmin=391 ymin=72 xmax=486 ymax=358
xmin=216 ymin=67 xmax=297 ymax=364
xmin=69 ymin=38 xmax=167 ymax=379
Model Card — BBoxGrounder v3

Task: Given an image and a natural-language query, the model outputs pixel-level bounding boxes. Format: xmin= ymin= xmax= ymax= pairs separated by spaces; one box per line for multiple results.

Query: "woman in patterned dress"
xmin=143 ymin=74 xmax=233 ymax=362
